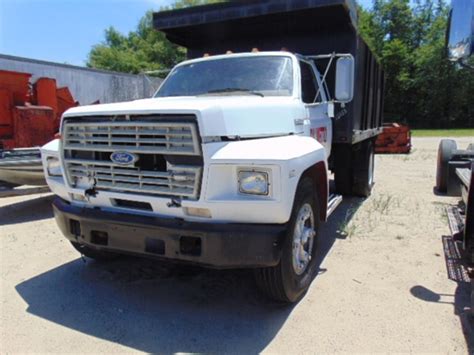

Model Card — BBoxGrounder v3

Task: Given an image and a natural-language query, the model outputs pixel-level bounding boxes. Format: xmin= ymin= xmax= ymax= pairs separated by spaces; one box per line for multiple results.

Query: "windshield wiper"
xmin=204 ymin=88 xmax=264 ymax=97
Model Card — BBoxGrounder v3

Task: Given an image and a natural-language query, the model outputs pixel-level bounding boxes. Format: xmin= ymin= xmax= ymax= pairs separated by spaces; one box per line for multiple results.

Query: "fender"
xmin=204 ymin=135 xmax=328 ymax=223
xmin=301 ymin=161 xmax=328 ymax=222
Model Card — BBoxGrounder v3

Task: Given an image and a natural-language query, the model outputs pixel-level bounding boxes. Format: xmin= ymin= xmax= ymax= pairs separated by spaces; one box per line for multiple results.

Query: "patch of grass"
xmin=339 ymin=222 xmax=358 ymax=239
xmin=411 ymin=129 xmax=474 ymax=137
xmin=337 ymin=208 xmax=358 ymax=238
xmin=371 ymin=193 xmax=397 ymax=215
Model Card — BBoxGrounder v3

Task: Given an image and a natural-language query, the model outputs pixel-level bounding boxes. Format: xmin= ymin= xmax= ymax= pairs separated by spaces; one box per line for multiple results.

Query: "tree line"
xmin=87 ymin=0 xmax=474 ymax=129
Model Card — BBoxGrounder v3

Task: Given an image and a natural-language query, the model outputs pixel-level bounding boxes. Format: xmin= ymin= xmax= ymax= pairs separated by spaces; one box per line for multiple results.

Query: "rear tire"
xmin=71 ymin=242 xmax=120 ymax=262
xmin=254 ymin=178 xmax=320 ymax=303
xmin=436 ymin=139 xmax=457 ymax=193
xmin=352 ymin=140 xmax=375 ymax=197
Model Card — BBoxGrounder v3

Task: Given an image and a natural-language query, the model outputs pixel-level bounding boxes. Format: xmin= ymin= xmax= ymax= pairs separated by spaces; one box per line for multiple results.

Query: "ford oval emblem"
xmin=110 ymin=151 xmax=138 ymax=165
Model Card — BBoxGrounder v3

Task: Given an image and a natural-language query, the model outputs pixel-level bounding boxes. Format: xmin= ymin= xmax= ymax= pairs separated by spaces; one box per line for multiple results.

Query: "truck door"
xmin=299 ymin=59 xmax=333 ymax=159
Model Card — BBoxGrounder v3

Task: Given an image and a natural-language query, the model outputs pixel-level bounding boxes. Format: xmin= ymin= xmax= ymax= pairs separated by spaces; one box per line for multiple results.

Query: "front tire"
xmin=254 ymin=178 xmax=320 ymax=303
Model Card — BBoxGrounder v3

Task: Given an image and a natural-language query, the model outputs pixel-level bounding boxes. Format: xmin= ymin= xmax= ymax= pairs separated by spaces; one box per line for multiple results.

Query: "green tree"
xmin=89 ymin=0 xmax=472 ymax=128
xmin=359 ymin=0 xmax=473 ymax=128
xmin=168 ymin=0 xmax=222 ymax=9
xmin=359 ymin=0 xmax=416 ymax=121
xmin=87 ymin=0 xmax=222 ymax=74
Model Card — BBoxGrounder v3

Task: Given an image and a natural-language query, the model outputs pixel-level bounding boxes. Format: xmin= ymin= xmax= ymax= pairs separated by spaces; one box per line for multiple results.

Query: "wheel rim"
xmin=368 ymin=149 xmax=375 ymax=186
xmin=292 ymin=203 xmax=316 ymax=275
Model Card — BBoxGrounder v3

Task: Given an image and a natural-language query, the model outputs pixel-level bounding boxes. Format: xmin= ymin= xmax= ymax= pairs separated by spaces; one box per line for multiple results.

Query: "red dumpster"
xmin=375 ymin=123 xmax=411 ymax=154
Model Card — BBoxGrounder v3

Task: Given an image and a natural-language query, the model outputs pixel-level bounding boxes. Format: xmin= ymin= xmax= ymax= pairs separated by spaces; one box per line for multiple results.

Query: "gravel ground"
xmin=0 ymin=137 xmax=472 ymax=353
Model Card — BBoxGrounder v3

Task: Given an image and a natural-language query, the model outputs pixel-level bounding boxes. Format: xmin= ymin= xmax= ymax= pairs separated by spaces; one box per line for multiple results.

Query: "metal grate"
xmin=65 ymin=159 xmax=201 ymax=199
xmin=63 ymin=121 xmax=201 ymax=156
xmin=62 ymin=117 xmax=202 ymax=199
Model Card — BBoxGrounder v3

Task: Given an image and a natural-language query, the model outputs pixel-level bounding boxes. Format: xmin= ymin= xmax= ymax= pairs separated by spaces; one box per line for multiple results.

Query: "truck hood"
xmin=62 ymin=96 xmax=307 ymax=138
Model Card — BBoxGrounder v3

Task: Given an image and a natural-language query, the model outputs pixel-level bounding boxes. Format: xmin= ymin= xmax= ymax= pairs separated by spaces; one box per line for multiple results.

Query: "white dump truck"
xmin=41 ymin=0 xmax=384 ymax=302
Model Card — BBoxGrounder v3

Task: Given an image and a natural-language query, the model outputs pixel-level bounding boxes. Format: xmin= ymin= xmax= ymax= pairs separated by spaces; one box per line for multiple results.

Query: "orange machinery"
xmin=375 ymin=122 xmax=411 ymax=154
xmin=0 ymin=70 xmax=77 ymax=150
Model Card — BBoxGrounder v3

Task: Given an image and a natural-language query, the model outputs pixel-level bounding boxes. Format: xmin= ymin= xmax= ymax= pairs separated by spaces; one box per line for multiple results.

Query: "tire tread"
xmin=352 ymin=140 xmax=374 ymax=197
xmin=255 ymin=265 xmax=288 ymax=302
xmin=436 ymin=139 xmax=457 ymax=193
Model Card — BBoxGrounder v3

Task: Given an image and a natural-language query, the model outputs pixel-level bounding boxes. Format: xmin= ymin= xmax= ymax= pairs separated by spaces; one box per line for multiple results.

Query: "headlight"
xmin=46 ymin=157 xmax=62 ymax=177
xmin=238 ymin=170 xmax=269 ymax=195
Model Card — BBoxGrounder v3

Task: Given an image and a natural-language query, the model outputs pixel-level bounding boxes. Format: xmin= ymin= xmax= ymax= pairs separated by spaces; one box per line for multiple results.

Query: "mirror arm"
xmin=331 ymin=99 xmax=347 ymax=107
xmin=314 ymin=52 xmax=336 ymax=103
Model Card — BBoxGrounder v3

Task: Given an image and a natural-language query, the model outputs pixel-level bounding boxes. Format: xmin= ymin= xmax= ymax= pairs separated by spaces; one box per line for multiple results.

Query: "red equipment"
xmin=375 ymin=123 xmax=411 ymax=154
xmin=0 ymin=70 xmax=77 ymax=150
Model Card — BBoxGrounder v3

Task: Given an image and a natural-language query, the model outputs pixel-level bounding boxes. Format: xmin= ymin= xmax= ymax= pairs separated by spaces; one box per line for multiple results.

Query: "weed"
xmin=439 ymin=206 xmax=449 ymax=225
xmin=432 ymin=201 xmax=449 ymax=224
xmin=337 ymin=208 xmax=358 ymax=238
xmin=371 ymin=193 xmax=396 ymax=215
xmin=344 ymin=223 xmax=358 ymax=238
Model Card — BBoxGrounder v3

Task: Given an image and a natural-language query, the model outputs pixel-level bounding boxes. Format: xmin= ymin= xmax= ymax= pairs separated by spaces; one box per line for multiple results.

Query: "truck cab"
xmin=155 ymin=51 xmax=335 ymax=156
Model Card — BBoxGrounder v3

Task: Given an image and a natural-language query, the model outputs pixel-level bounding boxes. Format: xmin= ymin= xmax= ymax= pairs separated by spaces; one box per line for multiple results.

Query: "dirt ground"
xmin=1 ymin=137 xmax=473 ymax=353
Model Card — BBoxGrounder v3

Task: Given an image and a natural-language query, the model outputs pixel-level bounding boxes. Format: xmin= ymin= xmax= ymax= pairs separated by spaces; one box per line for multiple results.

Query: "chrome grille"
xmin=63 ymin=121 xmax=201 ymax=155
xmin=65 ymin=159 xmax=201 ymax=199
xmin=62 ymin=117 xmax=202 ymax=199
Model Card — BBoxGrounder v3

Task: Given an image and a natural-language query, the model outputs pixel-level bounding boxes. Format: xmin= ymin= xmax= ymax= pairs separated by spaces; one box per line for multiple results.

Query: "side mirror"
xmin=447 ymin=0 xmax=474 ymax=61
xmin=335 ymin=56 xmax=354 ymax=103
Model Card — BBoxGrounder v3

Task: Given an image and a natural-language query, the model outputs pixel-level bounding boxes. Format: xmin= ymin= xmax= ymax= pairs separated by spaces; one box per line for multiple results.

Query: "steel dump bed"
xmin=153 ymin=0 xmax=384 ymax=144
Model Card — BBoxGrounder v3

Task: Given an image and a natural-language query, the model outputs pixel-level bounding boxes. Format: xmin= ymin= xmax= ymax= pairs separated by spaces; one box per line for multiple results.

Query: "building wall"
xmin=0 ymin=54 xmax=162 ymax=105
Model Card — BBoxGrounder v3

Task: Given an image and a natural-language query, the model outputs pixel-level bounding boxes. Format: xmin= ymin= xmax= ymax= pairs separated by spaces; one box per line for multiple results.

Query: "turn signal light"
xmin=184 ymin=207 xmax=212 ymax=218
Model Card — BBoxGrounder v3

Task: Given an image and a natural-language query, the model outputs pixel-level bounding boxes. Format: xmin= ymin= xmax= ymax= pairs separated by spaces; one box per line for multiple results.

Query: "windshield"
xmin=155 ymin=56 xmax=294 ymax=97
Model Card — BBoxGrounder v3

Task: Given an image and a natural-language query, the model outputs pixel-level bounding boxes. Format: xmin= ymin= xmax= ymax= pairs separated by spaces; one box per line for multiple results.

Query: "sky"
xmin=0 ymin=0 xmax=372 ymax=67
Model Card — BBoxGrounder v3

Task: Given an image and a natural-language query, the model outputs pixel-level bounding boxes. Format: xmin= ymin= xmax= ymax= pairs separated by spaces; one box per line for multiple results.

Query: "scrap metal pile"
xmin=0 ymin=70 xmax=77 ymax=186
xmin=0 ymin=70 xmax=77 ymax=149
xmin=375 ymin=123 xmax=411 ymax=154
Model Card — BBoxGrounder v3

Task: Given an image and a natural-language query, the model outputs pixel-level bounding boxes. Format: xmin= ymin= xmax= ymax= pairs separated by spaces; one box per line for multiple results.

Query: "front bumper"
xmin=53 ymin=197 xmax=287 ymax=268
